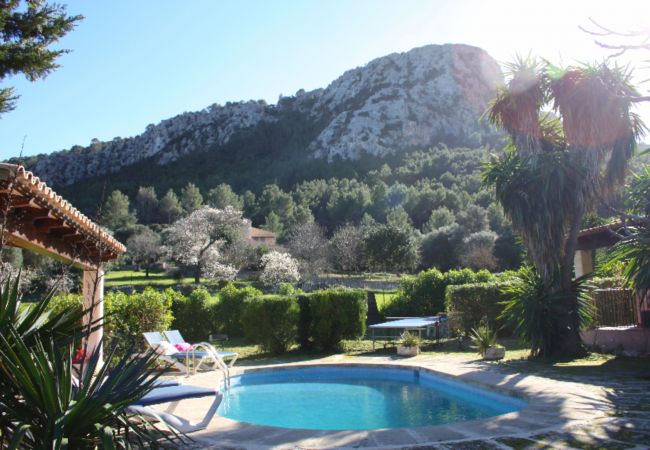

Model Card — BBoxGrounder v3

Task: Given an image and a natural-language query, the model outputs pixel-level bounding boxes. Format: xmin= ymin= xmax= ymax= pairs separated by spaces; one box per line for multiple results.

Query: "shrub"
xmin=242 ymin=294 xmax=298 ymax=353
xmin=105 ymin=287 xmax=176 ymax=352
xmin=171 ymin=287 xmax=217 ymax=342
xmin=214 ymin=283 xmax=263 ymax=337
xmin=305 ymin=288 xmax=367 ymax=351
xmin=48 ymin=293 xmax=83 ymax=319
xmin=445 ymin=282 xmax=511 ymax=333
xmin=384 ymin=268 xmax=494 ymax=317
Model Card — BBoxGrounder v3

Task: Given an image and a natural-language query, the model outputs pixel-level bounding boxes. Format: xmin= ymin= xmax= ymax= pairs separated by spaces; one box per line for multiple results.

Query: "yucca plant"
xmin=399 ymin=331 xmax=421 ymax=348
xmin=0 ymin=274 xmax=184 ymax=448
xmin=468 ymin=324 xmax=498 ymax=357
xmin=499 ymin=267 xmax=594 ymax=359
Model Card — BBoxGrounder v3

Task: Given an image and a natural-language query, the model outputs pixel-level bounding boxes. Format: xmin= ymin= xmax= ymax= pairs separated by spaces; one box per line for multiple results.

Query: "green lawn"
xmin=373 ymin=290 xmax=397 ymax=311
xmin=214 ymin=337 xmax=531 ymax=366
xmin=104 ymin=270 xmax=203 ymax=287
xmin=214 ymin=337 xmax=650 ymax=380
xmin=319 ymin=272 xmax=403 ymax=282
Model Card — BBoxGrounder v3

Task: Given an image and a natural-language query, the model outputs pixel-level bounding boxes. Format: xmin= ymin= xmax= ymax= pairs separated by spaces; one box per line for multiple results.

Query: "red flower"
xmin=72 ymin=348 xmax=87 ymax=364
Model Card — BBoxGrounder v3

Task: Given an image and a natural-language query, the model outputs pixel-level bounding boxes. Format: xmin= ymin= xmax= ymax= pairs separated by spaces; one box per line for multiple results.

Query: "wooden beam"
xmin=33 ymin=218 xmax=65 ymax=231
xmin=5 ymin=232 xmax=97 ymax=270
xmin=11 ymin=197 xmax=40 ymax=209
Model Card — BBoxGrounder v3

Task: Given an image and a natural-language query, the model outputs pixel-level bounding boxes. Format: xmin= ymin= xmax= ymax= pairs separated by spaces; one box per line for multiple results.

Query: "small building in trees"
xmin=245 ymin=223 xmax=277 ymax=246
xmin=0 ymin=164 xmax=126 ymax=363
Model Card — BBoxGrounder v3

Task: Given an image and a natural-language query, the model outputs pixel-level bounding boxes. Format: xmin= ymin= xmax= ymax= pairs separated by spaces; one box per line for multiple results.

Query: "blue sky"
xmin=1 ymin=0 xmax=649 ymax=160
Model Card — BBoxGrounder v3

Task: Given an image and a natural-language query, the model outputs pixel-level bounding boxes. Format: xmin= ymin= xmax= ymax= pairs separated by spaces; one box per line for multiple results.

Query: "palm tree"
xmin=484 ymin=57 xmax=645 ymax=358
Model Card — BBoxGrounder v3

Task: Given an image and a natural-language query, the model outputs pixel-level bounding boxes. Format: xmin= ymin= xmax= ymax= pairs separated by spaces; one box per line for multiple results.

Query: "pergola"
xmin=0 ymin=163 xmax=126 ymax=362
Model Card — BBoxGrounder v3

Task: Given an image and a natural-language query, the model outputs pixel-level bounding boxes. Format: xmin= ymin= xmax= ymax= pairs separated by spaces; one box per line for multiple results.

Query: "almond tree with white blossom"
xmin=165 ymin=206 xmax=246 ymax=283
xmin=259 ymin=251 xmax=300 ymax=287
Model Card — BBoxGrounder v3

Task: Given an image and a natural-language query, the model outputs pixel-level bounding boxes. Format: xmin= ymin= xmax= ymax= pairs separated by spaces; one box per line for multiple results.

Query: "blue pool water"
xmin=218 ymin=366 xmax=526 ymax=430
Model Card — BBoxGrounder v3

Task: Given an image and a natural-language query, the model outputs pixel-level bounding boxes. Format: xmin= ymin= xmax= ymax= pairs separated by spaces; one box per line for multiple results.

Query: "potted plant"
xmin=397 ymin=331 xmax=421 ymax=356
xmin=469 ymin=324 xmax=505 ymax=360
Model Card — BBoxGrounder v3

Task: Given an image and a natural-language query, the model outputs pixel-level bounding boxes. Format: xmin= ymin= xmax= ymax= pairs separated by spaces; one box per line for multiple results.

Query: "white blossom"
xmin=259 ymin=251 xmax=300 ymax=287
xmin=164 ymin=206 xmax=246 ymax=280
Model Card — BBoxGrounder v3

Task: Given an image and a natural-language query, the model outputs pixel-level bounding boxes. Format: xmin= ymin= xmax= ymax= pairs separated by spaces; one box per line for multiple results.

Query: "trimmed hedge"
xmin=301 ymin=288 xmax=367 ymax=351
xmin=170 ymin=287 xmax=217 ymax=343
xmin=214 ymin=283 xmax=262 ymax=337
xmin=444 ymin=282 xmax=511 ymax=333
xmin=242 ymin=294 xmax=299 ymax=353
xmin=384 ymin=268 xmax=495 ymax=317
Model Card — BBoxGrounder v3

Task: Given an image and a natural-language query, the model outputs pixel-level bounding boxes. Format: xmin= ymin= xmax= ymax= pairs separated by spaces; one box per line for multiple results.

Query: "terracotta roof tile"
xmin=0 ymin=163 xmax=126 ymax=255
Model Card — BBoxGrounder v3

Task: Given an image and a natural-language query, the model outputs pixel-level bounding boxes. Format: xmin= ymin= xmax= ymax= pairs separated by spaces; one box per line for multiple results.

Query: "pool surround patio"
xmin=158 ymin=355 xmax=636 ymax=449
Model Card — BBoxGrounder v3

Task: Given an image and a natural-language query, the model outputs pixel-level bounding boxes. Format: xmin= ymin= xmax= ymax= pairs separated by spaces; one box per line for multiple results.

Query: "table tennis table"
xmin=368 ymin=316 xmax=448 ymax=350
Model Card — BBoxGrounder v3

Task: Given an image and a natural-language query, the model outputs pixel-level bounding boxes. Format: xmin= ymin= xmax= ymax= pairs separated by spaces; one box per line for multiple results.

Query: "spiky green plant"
xmin=606 ymin=166 xmax=650 ymax=295
xmin=468 ymin=324 xmax=497 ymax=356
xmin=499 ymin=267 xmax=594 ymax=358
xmin=0 ymin=274 xmax=184 ymax=448
xmin=484 ymin=58 xmax=645 ymax=358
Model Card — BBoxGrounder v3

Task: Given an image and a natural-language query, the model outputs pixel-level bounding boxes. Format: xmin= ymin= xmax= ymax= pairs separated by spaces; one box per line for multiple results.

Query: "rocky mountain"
xmin=19 ymin=43 xmax=503 ymax=189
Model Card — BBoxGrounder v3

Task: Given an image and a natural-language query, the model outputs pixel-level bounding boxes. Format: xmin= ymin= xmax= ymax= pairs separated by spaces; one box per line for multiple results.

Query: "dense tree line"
xmin=98 ymin=146 xmax=525 ymax=274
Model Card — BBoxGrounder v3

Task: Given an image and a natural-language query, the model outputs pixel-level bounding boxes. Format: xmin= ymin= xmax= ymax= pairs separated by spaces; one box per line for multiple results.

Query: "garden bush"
xmin=384 ymin=268 xmax=494 ymax=317
xmin=214 ymin=283 xmax=262 ymax=337
xmin=105 ymin=287 xmax=177 ymax=351
xmin=445 ymin=282 xmax=512 ymax=334
xmin=49 ymin=289 xmax=178 ymax=352
xmin=48 ymin=293 xmax=83 ymax=321
xmin=171 ymin=287 xmax=217 ymax=342
xmin=242 ymin=294 xmax=298 ymax=353
xmin=304 ymin=288 xmax=367 ymax=351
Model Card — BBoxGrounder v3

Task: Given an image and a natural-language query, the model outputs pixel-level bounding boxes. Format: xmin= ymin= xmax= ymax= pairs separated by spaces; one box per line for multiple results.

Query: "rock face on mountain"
xmin=23 ymin=44 xmax=503 ymax=187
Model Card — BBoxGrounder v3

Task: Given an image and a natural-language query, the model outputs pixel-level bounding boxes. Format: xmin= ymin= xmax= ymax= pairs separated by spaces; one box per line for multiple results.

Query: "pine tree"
xmin=158 ymin=189 xmax=183 ymax=224
xmin=180 ymin=182 xmax=203 ymax=214
xmin=206 ymin=183 xmax=243 ymax=209
xmin=0 ymin=1 xmax=83 ymax=114
xmin=101 ymin=190 xmax=136 ymax=231
xmin=135 ymin=186 xmax=158 ymax=224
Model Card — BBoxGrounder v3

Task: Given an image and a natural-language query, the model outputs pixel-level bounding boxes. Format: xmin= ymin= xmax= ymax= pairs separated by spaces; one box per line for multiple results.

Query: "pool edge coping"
xmin=191 ymin=359 xmax=611 ymax=449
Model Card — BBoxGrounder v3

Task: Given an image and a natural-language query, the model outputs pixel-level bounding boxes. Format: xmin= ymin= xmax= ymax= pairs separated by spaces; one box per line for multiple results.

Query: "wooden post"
xmin=82 ymin=267 xmax=104 ymax=364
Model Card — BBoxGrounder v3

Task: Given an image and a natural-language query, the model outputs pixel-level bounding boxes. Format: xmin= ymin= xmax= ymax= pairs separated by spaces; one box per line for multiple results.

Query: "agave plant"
xmin=0 ymin=274 xmax=184 ymax=448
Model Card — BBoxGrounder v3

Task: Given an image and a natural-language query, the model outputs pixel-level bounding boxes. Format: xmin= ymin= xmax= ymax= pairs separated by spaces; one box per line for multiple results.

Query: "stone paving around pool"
xmin=159 ymin=355 xmax=650 ymax=449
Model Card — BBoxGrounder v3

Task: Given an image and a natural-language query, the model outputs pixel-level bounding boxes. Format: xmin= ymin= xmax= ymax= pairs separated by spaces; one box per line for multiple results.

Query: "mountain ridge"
xmin=16 ymin=43 xmax=504 ymax=192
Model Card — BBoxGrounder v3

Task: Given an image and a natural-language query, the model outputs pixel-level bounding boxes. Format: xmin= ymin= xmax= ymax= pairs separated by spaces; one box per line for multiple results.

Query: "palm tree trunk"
xmin=554 ymin=207 xmax=587 ymax=358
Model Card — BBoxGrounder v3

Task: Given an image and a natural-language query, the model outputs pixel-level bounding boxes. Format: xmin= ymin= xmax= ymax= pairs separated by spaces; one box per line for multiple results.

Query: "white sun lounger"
xmin=129 ymin=383 xmax=223 ymax=433
xmin=164 ymin=329 xmax=239 ymax=367
xmin=143 ymin=331 xmax=232 ymax=382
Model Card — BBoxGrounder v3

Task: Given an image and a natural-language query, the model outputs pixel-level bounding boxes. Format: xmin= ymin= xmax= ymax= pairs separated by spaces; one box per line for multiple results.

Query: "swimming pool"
xmin=218 ymin=365 xmax=526 ymax=430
